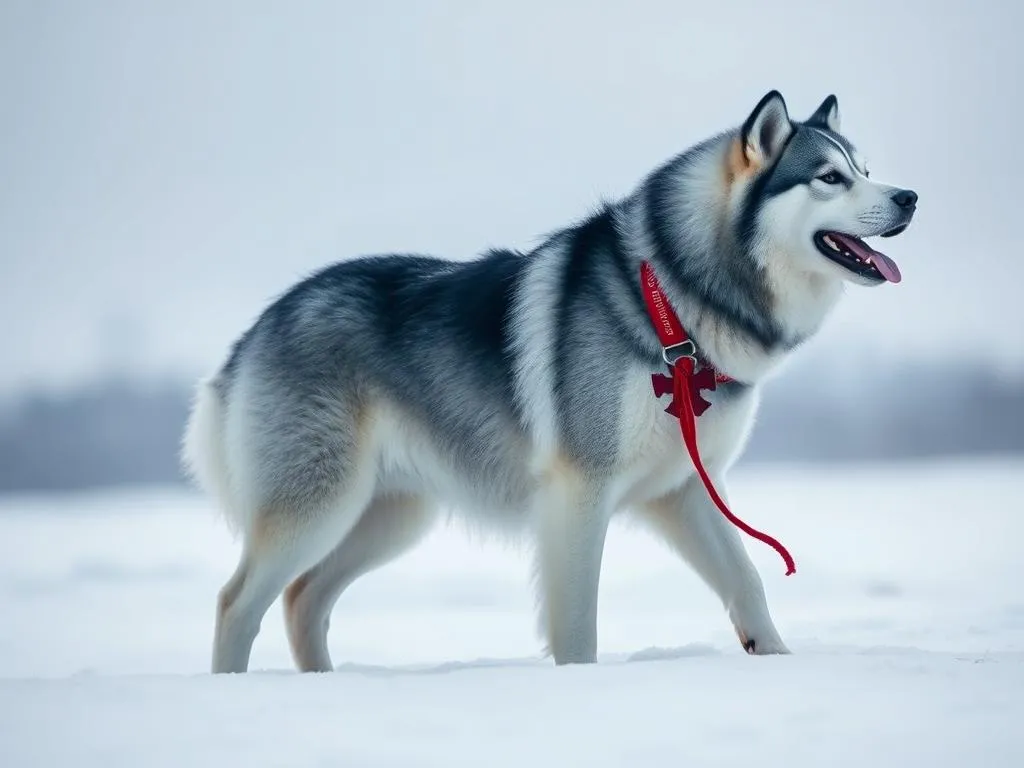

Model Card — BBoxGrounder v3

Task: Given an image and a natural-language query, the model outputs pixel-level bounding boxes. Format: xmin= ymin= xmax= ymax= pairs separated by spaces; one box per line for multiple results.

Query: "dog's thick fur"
xmin=183 ymin=91 xmax=917 ymax=673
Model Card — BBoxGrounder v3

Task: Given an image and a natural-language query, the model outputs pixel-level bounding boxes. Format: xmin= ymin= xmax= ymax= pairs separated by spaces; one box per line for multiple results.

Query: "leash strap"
xmin=640 ymin=262 xmax=796 ymax=576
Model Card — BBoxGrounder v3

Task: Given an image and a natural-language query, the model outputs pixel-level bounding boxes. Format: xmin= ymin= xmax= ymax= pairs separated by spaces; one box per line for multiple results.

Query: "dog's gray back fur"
xmin=215 ymin=252 xmax=534 ymax=514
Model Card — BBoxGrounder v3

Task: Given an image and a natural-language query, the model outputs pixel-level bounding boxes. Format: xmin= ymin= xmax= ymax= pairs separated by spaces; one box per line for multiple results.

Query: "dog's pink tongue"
xmin=870 ymin=251 xmax=902 ymax=283
xmin=837 ymin=234 xmax=902 ymax=284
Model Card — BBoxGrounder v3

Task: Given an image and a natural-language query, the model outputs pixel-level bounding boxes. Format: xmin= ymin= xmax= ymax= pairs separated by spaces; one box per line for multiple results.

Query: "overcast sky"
xmin=1 ymin=0 xmax=1021 ymax=396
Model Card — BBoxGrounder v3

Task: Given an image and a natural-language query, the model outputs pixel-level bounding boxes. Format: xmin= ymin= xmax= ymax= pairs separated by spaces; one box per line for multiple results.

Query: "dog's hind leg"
xmin=637 ymin=474 xmax=789 ymax=655
xmin=532 ymin=464 xmax=612 ymax=665
xmin=205 ymin=376 xmax=385 ymax=671
xmin=283 ymin=492 xmax=438 ymax=672
xmin=211 ymin=482 xmax=376 ymax=674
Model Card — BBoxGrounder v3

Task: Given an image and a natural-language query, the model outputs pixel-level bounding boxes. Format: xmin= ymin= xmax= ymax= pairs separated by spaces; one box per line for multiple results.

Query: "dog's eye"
xmin=817 ymin=171 xmax=843 ymax=185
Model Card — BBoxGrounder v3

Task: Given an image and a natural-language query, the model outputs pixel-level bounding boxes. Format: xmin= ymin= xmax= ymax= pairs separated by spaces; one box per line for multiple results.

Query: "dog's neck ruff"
xmin=639 ymin=261 xmax=796 ymax=576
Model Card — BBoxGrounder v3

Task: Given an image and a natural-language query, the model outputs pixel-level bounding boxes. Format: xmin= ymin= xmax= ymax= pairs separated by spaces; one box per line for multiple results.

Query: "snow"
xmin=1 ymin=458 xmax=1023 ymax=766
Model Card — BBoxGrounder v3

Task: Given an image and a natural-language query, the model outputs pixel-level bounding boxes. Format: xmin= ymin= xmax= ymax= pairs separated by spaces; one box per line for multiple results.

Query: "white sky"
xmin=2 ymin=0 xmax=1021 ymax=395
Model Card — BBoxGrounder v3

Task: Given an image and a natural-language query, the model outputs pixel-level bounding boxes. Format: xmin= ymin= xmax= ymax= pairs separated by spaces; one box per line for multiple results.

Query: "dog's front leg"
xmin=640 ymin=474 xmax=790 ymax=655
xmin=532 ymin=468 xmax=612 ymax=665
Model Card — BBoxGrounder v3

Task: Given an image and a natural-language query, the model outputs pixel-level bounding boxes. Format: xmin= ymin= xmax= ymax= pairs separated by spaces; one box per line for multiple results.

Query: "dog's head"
xmin=731 ymin=91 xmax=917 ymax=286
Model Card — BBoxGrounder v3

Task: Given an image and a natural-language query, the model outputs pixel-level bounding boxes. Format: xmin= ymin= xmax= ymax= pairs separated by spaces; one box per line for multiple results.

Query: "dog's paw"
xmin=736 ymin=628 xmax=791 ymax=656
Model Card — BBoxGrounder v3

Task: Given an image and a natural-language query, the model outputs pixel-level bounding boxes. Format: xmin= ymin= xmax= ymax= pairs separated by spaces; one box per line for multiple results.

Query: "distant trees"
xmin=0 ymin=380 xmax=192 ymax=492
xmin=747 ymin=357 xmax=1024 ymax=462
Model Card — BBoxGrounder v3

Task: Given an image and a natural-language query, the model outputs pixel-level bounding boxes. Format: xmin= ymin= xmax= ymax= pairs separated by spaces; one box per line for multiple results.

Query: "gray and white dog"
xmin=183 ymin=90 xmax=918 ymax=673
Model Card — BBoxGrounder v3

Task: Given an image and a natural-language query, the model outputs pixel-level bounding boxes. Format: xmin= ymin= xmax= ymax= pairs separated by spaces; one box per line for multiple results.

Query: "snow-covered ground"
xmin=1 ymin=458 xmax=1022 ymax=766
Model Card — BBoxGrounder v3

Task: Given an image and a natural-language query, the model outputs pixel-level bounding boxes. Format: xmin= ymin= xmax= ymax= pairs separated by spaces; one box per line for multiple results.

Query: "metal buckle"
xmin=662 ymin=340 xmax=697 ymax=366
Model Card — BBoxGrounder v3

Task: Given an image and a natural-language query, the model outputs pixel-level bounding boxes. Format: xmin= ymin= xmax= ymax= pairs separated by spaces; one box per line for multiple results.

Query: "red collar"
xmin=639 ymin=261 xmax=734 ymax=417
xmin=639 ymin=261 xmax=796 ymax=577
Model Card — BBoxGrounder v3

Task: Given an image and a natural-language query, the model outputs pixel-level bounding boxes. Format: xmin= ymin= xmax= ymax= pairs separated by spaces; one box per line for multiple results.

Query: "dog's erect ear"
xmin=806 ymin=94 xmax=841 ymax=133
xmin=740 ymin=90 xmax=794 ymax=166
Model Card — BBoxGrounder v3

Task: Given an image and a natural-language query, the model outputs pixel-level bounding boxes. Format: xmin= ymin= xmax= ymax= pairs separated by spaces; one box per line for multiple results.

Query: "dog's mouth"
xmin=813 ymin=230 xmax=903 ymax=284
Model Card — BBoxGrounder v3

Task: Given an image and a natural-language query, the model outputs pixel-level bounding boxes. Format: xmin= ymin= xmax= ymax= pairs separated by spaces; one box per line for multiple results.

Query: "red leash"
xmin=640 ymin=262 xmax=796 ymax=576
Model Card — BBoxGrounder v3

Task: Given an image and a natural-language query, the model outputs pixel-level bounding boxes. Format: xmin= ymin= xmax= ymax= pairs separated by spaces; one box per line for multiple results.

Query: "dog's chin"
xmin=812 ymin=229 xmax=905 ymax=286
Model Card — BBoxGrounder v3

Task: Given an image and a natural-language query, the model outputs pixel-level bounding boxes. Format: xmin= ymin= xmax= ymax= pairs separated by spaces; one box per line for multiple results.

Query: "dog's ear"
xmin=806 ymin=94 xmax=841 ymax=133
xmin=741 ymin=90 xmax=794 ymax=166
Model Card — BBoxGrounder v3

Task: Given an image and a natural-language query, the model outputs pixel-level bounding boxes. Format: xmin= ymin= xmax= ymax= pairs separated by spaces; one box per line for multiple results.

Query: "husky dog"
xmin=183 ymin=90 xmax=917 ymax=673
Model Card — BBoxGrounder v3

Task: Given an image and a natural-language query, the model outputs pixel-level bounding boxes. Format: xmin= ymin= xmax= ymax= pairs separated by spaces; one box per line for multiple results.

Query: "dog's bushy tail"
xmin=181 ymin=375 xmax=242 ymax=534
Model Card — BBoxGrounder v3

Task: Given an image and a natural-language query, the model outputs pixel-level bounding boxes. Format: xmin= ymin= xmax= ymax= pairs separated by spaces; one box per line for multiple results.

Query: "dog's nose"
xmin=892 ymin=189 xmax=918 ymax=209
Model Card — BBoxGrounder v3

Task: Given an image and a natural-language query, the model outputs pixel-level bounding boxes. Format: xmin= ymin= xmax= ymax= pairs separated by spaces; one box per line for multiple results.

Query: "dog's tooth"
xmin=823 ymin=235 xmax=839 ymax=251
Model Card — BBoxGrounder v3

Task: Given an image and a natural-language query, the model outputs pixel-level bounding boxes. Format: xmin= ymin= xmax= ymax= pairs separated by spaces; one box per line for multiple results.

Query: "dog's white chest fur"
xmin=607 ymin=364 xmax=759 ymax=510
